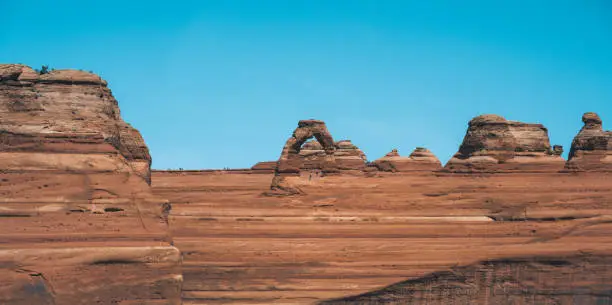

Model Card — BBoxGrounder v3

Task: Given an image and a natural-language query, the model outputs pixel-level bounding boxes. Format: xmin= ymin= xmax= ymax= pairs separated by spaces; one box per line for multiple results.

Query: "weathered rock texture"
xmin=566 ymin=112 xmax=612 ymax=171
xmin=288 ymin=139 xmax=367 ymax=170
xmin=269 ymin=120 xmax=338 ymax=195
xmin=374 ymin=148 xmax=442 ymax=172
xmin=444 ymin=114 xmax=565 ymax=172
xmin=275 ymin=120 xmax=337 ymax=174
xmin=0 ymin=64 xmax=181 ymax=304
xmin=252 ymin=140 xmax=367 ymax=174
xmin=322 ymin=254 xmax=612 ymax=304
xmin=152 ymin=170 xmax=612 ymax=304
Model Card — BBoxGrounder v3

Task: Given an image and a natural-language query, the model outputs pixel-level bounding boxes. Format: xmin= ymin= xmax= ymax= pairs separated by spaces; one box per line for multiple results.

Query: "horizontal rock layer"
xmin=153 ymin=170 xmax=612 ymax=304
xmin=445 ymin=114 xmax=565 ymax=172
xmin=0 ymin=64 xmax=180 ymax=304
xmin=566 ymin=112 xmax=612 ymax=171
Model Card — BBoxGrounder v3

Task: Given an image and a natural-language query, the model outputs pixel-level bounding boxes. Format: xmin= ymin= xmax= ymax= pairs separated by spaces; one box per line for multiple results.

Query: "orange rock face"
xmin=0 ymin=64 xmax=181 ymax=305
xmin=445 ymin=114 xmax=565 ymax=173
xmin=4 ymin=64 xmax=612 ymax=304
xmin=566 ymin=112 xmax=612 ymax=171
xmin=153 ymin=170 xmax=612 ymax=304
xmin=373 ymin=147 xmax=442 ymax=172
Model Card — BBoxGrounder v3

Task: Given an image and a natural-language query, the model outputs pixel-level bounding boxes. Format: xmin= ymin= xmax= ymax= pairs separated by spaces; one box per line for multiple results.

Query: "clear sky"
xmin=2 ymin=1 xmax=611 ymax=169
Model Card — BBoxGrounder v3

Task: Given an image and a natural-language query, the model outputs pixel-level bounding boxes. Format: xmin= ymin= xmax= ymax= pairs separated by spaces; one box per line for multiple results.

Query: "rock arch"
xmin=268 ymin=119 xmax=337 ymax=195
xmin=276 ymin=119 xmax=338 ymax=174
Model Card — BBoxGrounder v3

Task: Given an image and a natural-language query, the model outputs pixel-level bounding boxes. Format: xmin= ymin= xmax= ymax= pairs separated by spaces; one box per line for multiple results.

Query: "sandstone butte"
xmin=3 ymin=63 xmax=612 ymax=305
xmin=0 ymin=64 xmax=181 ymax=305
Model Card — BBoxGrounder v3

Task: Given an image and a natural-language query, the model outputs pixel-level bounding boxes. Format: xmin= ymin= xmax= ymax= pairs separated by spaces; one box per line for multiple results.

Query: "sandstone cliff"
xmin=444 ymin=114 xmax=565 ymax=173
xmin=565 ymin=112 xmax=612 ymax=171
xmin=0 ymin=64 xmax=181 ymax=304
xmin=373 ymin=148 xmax=442 ymax=172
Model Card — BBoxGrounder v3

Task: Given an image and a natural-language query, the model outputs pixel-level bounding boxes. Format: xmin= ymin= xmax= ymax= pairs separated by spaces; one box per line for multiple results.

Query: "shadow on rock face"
xmin=1 ymin=271 xmax=56 ymax=305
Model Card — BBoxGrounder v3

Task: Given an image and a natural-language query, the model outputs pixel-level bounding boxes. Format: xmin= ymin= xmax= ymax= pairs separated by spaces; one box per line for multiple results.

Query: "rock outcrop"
xmin=0 ymin=64 xmax=152 ymax=183
xmin=565 ymin=112 xmax=612 ymax=171
xmin=373 ymin=148 xmax=442 ymax=172
xmin=268 ymin=119 xmax=338 ymax=195
xmin=253 ymin=139 xmax=367 ymax=174
xmin=295 ymin=139 xmax=367 ymax=171
xmin=153 ymin=168 xmax=612 ymax=304
xmin=0 ymin=64 xmax=181 ymax=304
xmin=322 ymin=254 xmax=612 ymax=304
xmin=250 ymin=161 xmax=277 ymax=172
xmin=444 ymin=114 xmax=565 ymax=172
xmin=275 ymin=119 xmax=337 ymax=174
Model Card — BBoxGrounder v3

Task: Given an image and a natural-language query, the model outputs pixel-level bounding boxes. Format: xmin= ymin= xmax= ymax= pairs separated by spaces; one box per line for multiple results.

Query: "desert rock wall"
xmin=153 ymin=170 xmax=612 ymax=304
xmin=0 ymin=64 xmax=181 ymax=305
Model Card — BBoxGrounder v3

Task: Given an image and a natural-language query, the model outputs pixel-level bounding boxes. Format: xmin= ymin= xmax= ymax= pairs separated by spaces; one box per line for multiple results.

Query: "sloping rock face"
xmin=444 ymin=114 xmax=565 ymax=172
xmin=0 ymin=64 xmax=181 ymax=304
xmin=374 ymin=148 xmax=442 ymax=172
xmin=322 ymin=255 xmax=612 ymax=304
xmin=250 ymin=161 xmax=277 ymax=172
xmin=566 ymin=112 xmax=612 ymax=171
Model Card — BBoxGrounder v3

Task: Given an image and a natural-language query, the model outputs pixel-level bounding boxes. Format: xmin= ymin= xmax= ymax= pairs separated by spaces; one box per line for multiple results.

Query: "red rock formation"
xmin=250 ymin=161 xmax=277 ymax=172
xmin=275 ymin=119 xmax=337 ymax=174
xmin=252 ymin=139 xmax=367 ymax=174
xmin=152 ymin=170 xmax=612 ymax=304
xmin=373 ymin=147 xmax=442 ymax=172
xmin=565 ymin=112 xmax=612 ymax=171
xmin=334 ymin=140 xmax=367 ymax=170
xmin=268 ymin=119 xmax=338 ymax=195
xmin=444 ymin=114 xmax=565 ymax=172
xmin=322 ymin=254 xmax=612 ymax=304
xmin=0 ymin=64 xmax=181 ymax=304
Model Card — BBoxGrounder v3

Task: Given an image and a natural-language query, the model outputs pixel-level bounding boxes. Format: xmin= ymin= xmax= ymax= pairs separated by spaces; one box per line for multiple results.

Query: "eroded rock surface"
xmin=292 ymin=139 xmax=367 ymax=171
xmin=444 ymin=114 xmax=565 ymax=172
xmin=0 ymin=64 xmax=181 ymax=304
xmin=566 ymin=112 xmax=612 ymax=171
xmin=153 ymin=170 xmax=612 ymax=304
xmin=253 ymin=139 xmax=367 ymax=174
xmin=269 ymin=119 xmax=338 ymax=195
xmin=275 ymin=119 xmax=337 ymax=174
xmin=374 ymin=148 xmax=442 ymax=172
xmin=322 ymin=254 xmax=612 ymax=304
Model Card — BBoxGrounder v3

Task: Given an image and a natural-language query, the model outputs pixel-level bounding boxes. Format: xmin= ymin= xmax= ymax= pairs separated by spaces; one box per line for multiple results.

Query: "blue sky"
xmin=2 ymin=1 xmax=611 ymax=169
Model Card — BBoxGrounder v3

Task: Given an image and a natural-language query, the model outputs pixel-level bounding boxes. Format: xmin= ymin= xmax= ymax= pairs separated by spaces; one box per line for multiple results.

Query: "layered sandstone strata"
xmin=153 ymin=169 xmax=612 ymax=304
xmin=373 ymin=148 xmax=442 ymax=172
xmin=565 ymin=112 xmax=612 ymax=171
xmin=444 ymin=114 xmax=565 ymax=172
xmin=0 ymin=64 xmax=181 ymax=304
xmin=296 ymin=139 xmax=367 ymax=170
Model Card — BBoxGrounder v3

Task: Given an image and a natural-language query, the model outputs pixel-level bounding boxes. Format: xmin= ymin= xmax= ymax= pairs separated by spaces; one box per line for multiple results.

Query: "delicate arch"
xmin=276 ymin=119 xmax=337 ymax=174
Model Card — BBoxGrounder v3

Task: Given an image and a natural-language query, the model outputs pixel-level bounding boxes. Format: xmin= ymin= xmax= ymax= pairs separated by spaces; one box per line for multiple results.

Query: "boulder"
xmin=565 ymin=112 xmax=612 ymax=171
xmin=444 ymin=114 xmax=565 ymax=172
